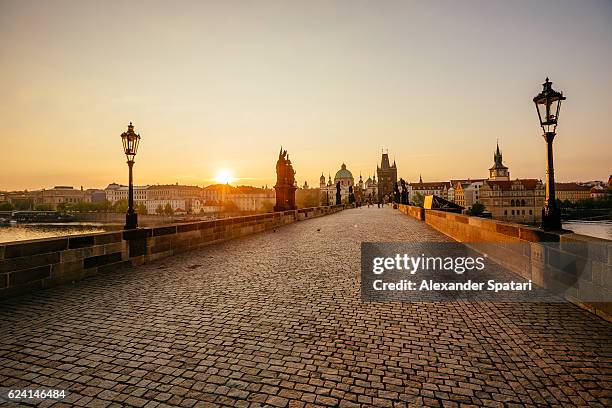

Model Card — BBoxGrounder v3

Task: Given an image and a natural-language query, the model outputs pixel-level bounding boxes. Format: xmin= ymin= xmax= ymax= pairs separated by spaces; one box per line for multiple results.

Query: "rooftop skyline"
xmin=1 ymin=0 xmax=611 ymax=191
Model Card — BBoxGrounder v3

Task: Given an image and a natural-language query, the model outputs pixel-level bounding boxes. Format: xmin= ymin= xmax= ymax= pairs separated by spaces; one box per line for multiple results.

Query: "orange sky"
xmin=1 ymin=0 xmax=611 ymax=191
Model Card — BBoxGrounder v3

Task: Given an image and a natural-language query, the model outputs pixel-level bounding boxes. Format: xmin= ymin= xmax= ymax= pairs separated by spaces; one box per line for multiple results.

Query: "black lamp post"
xmin=533 ymin=78 xmax=566 ymax=230
xmin=121 ymin=122 xmax=141 ymax=230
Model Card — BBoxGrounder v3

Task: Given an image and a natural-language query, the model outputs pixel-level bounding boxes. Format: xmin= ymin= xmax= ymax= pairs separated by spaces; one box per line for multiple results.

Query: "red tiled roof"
xmin=483 ymin=179 xmax=542 ymax=191
xmin=409 ymin=182 xmax=451 ymax=189
xmin=450 ymin=179 xmax=484 ymax=185
xmin=555 ymin=182 xmax=590 ymax=191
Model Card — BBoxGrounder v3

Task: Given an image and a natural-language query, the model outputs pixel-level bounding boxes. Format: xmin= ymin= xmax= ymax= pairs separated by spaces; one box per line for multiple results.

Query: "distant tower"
xmin=358 ymin=174 xmax=364 ymax=189
xmin=488 ymin=142 xmax=510 ymax=181
xmin=419 ymin=174 xmax=423 ymax=183
xmin=377 ymin=152 xmax=397 ymax=202
xmin=320 ymin=173 xmax=326 ymax=188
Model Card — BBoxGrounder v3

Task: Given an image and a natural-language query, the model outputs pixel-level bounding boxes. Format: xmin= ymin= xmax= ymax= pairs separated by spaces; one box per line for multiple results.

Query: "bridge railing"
xmin=397 ymin=204 xmax=612 ymax=321
xmin=0 ymin=204 xmax=349 ymax=299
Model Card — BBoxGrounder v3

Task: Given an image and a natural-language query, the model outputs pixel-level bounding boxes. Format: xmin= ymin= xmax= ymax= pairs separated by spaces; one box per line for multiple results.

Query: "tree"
xmin=155 ymin=204 xmax=164 ymax=215
xmin=34 ymin=204 xmax=55 ymax=211
xmin=113 ymin=199 xmax=128 ymax=213
xmin=413 ymin=192 xmax=425 ymax=208
xmin=469 ymin=202 xmax=486 ymax=216
xmin=136 ymin=203 xmax=148 ymax=215
xmin=0 ymin=202 xmax=14 ymax=211
xmin=12 ymin=199 xmax=33 ymax=210
xmin=163 ymin=203 xmax=174 ymax=216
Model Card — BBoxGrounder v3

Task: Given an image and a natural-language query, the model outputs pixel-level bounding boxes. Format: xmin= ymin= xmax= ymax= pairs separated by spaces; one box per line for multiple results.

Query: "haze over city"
xmin=1 ymin=0 xmax=611 ymax=191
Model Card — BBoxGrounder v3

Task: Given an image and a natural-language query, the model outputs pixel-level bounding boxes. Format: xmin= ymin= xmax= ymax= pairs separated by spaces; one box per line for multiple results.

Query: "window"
xmin=504 ymin=210 xmax=507 ymax=215
xmin=529 ymin=210 xmax=532 ymax=215
xmin=511 ymin=210 xmax=515 ymax=215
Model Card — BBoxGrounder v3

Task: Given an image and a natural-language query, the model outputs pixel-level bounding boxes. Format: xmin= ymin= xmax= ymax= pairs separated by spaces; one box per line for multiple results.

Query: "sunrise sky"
xmin=1 ymin=0 xmax=611 ymax=191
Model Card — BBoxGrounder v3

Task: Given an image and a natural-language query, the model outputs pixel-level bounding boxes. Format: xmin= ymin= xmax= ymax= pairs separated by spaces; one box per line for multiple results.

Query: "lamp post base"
xmin=541 ymin=207 xmax=561 ymax=231
xmin=125 ymin=211 xmax=138 ymax=230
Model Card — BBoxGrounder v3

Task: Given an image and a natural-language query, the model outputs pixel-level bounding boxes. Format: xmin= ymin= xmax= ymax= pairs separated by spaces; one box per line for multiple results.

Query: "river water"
xmin=0 ymin=223 xmax=113 ymax=243
xmin=563 ymin=220 xmax=612 ymax=240
xmin=0 ymin=220 xmax=610 ymax=243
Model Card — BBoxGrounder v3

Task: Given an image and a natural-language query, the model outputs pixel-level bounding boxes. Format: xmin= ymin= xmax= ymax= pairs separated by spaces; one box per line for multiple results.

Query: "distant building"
xmin=555 ymin=182 xmax=591 ymax=203
xmin=320 ymin=163 xmax=355 ymax=204
xmin=146 ymin=199 xmax=188 ymax=214
xmin=377 ymin=152 xmax=397 ymax=203
xmin=35 ymin=186 xmax=90 ymax=209
xmin=202 ymin=184 xmax=233 ymax=204
xmin=105 ymin=183 xmax=149 ymax=204
xmin=409 ymin=176 xmax=450 ymax=202
xmin=146 ymin=184 xmax=205 ymax=214
xmin=363 ymin=174 xmax=378 ymax=203
xmin=590 ymin=186 xmax=606 ymax=200
xmin=86 ymin=189 xmax=107 ymax=203
xmin=229 ymin=186 xmax=275 ymax=212
xmin=452 ymin=179 xmax=485 ymax=210
xmin=480 ymin=179 xmax=545 ymax=223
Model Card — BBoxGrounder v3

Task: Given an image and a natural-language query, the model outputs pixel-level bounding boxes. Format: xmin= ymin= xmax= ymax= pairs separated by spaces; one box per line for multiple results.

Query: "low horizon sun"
xmin=215 ymin=169 xmax=235 ymax=185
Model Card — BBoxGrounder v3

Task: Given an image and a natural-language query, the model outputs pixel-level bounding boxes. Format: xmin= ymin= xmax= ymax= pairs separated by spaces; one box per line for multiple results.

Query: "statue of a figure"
xmin=287 ymin=155 xmax=295 ymax=186
xmin=400 ymin=178 xmax=408 ymax=205
xmin=274 ymin=146 xmax=297 ymax=211
xmin=335 ymin=181 xmax=341 ymax=205
xmin=276 ymin=147 xmax=288 ymax=184
xmin=393 ymin=182 xmax=400 ymax=204
xmin=348 ymin=185 xmax=355 ymax=204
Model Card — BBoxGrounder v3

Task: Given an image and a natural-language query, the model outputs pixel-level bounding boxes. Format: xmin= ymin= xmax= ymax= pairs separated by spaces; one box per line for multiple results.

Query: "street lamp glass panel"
xmin=533 ymin=78 xmax=565 ymax=133
xmin=120 ymin=122 xmax=141 ymax=161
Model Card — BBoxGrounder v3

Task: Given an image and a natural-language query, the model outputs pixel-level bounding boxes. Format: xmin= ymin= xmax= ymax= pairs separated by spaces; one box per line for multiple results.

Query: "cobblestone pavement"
xmin=1 ymin=207 xmax=611 ymax=407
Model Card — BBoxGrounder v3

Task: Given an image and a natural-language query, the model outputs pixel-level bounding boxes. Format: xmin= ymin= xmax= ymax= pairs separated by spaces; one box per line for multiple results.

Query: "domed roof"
xmin=334 ymin=163 xmax=354 ymax=180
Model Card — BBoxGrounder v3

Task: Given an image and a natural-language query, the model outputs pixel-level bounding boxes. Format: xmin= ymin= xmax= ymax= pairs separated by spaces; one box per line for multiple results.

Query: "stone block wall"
xmin=0 ymin=205 xmax=348 ymax=299
xmin=398 ymin=204 xmax=612 ymax=321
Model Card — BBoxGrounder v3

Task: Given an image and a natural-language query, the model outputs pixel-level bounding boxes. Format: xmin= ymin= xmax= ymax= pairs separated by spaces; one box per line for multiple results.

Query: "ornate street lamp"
xmin=533 ymin=77 xmax=566 ymax=230
xmin=121 ymin=122 xmax=141 ymax=229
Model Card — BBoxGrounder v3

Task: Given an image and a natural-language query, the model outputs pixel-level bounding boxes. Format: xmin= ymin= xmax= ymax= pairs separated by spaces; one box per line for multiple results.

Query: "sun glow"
xmin=215 ymin=169 xmax=235 ymax=185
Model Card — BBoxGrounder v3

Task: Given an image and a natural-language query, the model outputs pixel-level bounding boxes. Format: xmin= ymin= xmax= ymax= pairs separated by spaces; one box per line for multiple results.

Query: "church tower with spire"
xmin=488 ymin=142 xmax=510 ymax=181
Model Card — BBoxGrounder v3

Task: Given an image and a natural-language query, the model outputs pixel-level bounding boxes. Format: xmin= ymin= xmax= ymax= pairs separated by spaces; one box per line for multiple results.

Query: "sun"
xmin=214 ymin=169 xmax=235 ymax=185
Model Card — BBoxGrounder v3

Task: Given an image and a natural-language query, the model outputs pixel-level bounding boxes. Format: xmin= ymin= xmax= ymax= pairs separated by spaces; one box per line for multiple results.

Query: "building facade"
xmin=408 ymin=176 xmax=451 ymax=202
xmin=555 ymin=182 xmax=591 ymax=203
xmin=105 ymin=183 xmax=149 ymax=205
xmin=320 ymin=163 xmax=355 ymax=204
xmin=451 ymin=179 xmax=485 ymax=210
xmin=35 ymin=186 xmax=90 ymax=209
xmin=479 ymin=179 xmax=545 ymax=223
xmin=229 ymin=186 xmax=275 ymax=212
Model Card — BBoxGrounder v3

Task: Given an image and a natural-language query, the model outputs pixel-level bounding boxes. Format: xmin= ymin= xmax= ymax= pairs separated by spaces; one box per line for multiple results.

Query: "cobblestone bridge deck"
xmin=1 ymin=207 xmax=610 ymax=407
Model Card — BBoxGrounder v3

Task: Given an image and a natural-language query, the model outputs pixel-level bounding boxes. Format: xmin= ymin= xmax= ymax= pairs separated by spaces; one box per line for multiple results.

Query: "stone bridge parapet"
xmin=398 ymin=204 xmax=612 ymax=321
xmin=0 ymin=204 xmax=350 ymax=299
